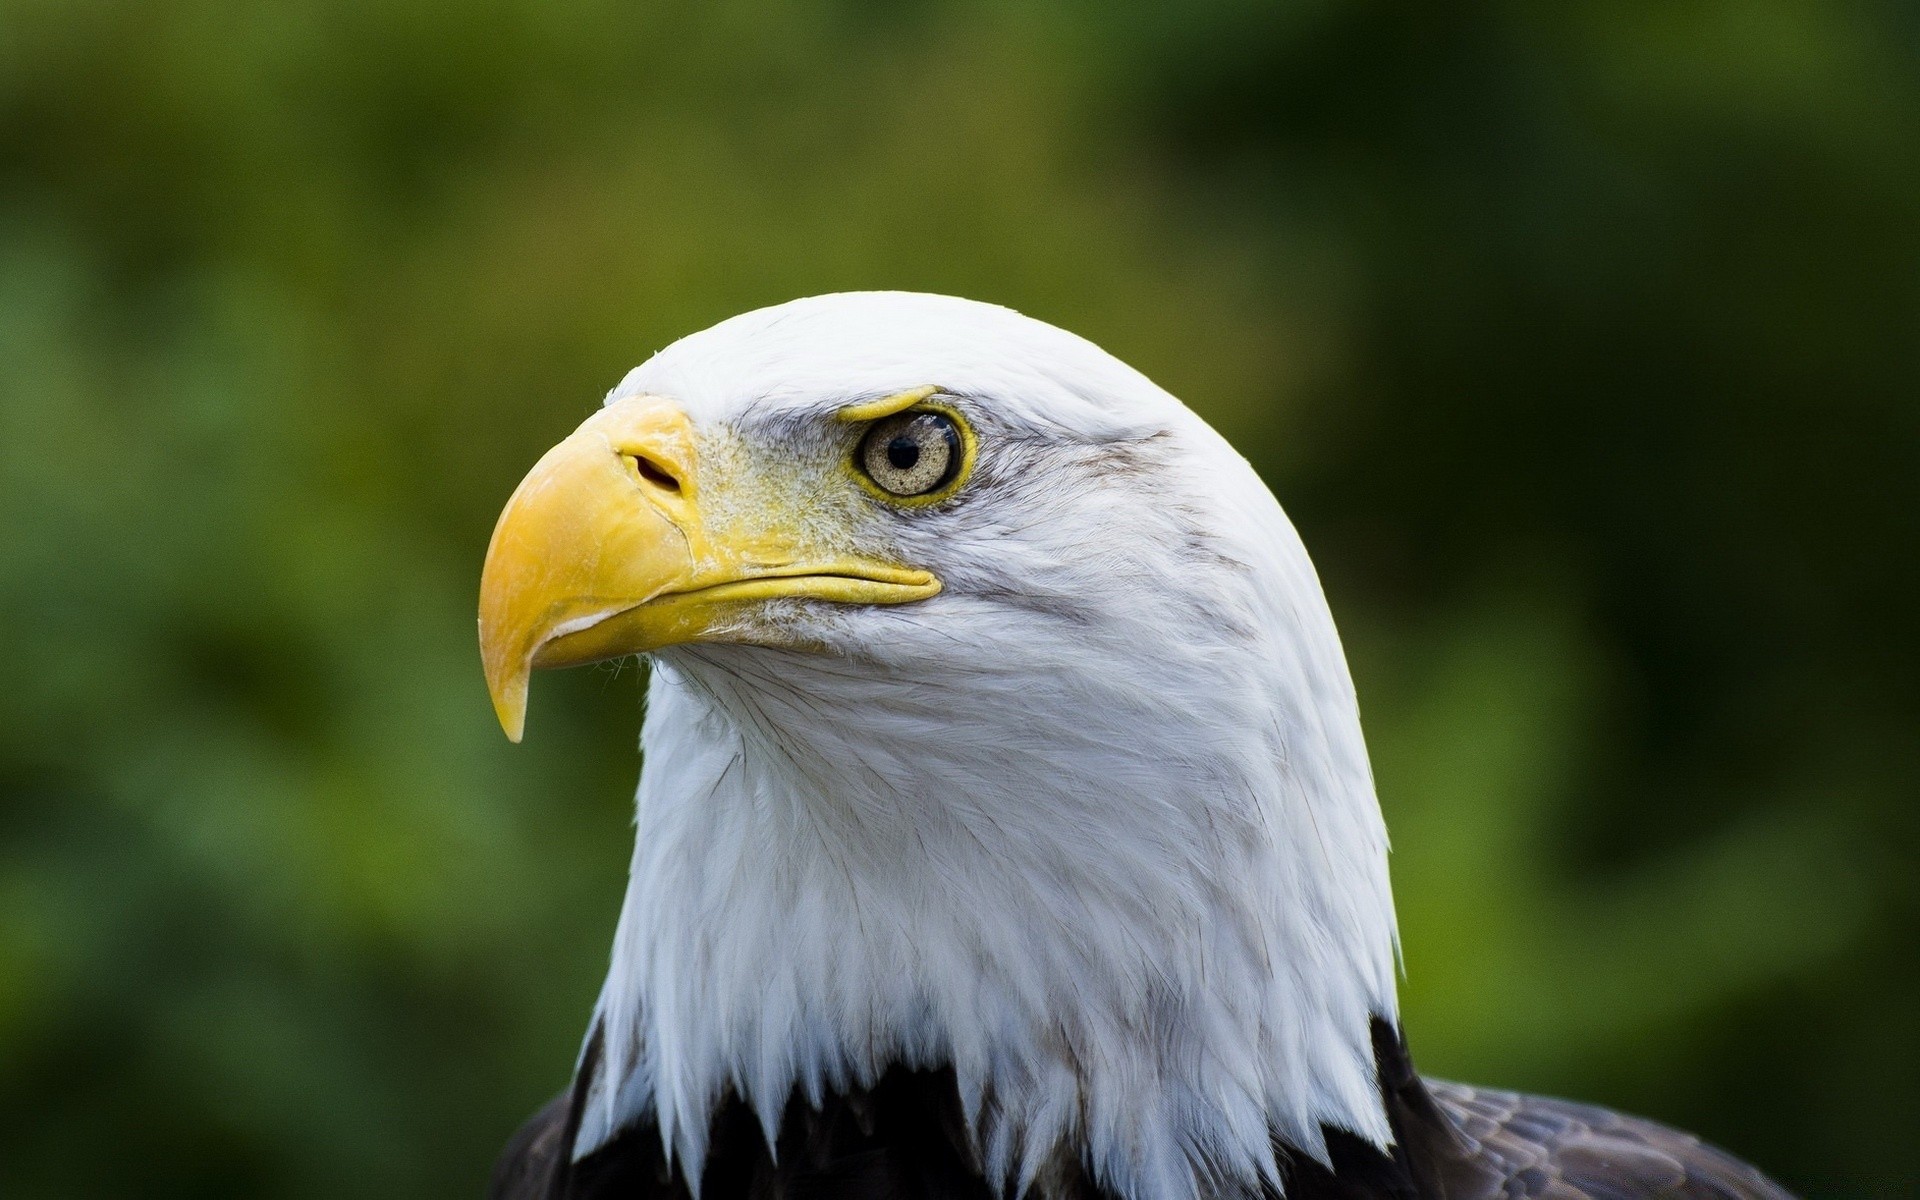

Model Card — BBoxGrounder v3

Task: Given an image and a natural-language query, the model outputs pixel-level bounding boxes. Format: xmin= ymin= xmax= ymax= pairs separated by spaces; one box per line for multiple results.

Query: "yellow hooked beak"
xmin=478 ymin=396 xmax=940 ymax=741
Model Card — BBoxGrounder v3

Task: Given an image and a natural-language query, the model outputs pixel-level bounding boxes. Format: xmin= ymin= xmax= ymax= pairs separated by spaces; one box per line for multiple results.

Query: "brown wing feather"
xmin=489 ymin=1093 xmax=571 ymax=1200
xmin=1421 ymin=1081 xmax=1795 ymax=1200
xmin=1352 ymin=1021 xmax=1796 ymax=1200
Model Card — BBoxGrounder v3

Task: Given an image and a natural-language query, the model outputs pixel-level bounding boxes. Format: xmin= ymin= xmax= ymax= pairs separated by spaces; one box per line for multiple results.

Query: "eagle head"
xmin=478 ymin=293 xmax=1399 ymax=1198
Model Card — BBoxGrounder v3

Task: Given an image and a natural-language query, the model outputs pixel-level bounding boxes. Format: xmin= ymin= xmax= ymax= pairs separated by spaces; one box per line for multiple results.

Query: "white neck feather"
xmin=570 ymin=438 xmax=1401 ymax=1199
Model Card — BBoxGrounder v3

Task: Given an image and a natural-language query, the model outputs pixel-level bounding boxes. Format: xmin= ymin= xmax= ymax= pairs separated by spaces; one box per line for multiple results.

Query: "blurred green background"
xmin=2 ymin=1 xmax=1915 ymax=1195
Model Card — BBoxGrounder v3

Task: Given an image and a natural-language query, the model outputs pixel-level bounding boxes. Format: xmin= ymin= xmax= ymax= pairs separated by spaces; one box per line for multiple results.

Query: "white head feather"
xmin=568 ymin=293 xmax=1400 ymax=1199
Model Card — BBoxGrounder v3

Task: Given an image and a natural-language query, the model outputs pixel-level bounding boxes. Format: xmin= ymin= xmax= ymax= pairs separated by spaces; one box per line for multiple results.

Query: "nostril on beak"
xmin=629 ymin=454 xmax=682 ymax=493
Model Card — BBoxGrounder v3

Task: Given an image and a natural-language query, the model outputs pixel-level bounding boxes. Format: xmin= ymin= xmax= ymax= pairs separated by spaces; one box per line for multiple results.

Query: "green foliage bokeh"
xmin=1 ymin=1 xmax=1914 ymax=1196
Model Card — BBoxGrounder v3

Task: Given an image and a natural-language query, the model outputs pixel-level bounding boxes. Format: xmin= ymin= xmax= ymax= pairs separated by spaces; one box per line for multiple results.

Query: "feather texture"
xmin=493 ymin=1021 xmax=1793 ymax=1200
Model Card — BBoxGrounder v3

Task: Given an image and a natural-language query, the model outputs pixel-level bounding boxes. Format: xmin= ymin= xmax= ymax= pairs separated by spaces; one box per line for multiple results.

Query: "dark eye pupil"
xmin=887 ymin=437 xmax=921 ymax=470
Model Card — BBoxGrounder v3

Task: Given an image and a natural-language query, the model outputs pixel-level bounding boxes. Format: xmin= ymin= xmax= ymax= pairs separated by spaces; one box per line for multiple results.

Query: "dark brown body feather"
xmin=491 ymin=1022 xmax=1793 ymax=1200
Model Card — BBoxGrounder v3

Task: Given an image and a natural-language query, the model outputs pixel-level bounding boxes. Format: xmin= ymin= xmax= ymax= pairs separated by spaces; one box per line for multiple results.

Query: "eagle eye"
xmin=857 ymin=410 xmax=963 ymax=499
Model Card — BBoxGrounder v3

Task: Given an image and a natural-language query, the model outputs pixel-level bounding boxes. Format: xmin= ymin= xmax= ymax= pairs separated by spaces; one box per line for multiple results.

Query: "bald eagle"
xmin=478 ymin=294 xmax=1792 ymax=1200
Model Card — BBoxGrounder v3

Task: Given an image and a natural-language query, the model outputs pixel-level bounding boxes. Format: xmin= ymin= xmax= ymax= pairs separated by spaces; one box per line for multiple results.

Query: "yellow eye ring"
xmin=849 ymin=400 xmax=977 ymax=507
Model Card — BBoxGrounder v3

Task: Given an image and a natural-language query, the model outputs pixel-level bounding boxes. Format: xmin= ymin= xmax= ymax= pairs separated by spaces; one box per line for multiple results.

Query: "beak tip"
xmin=493 ymin=690 xmax=528 ymax=743
xmin=482 ymin=641 xmax=532 ymax=743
